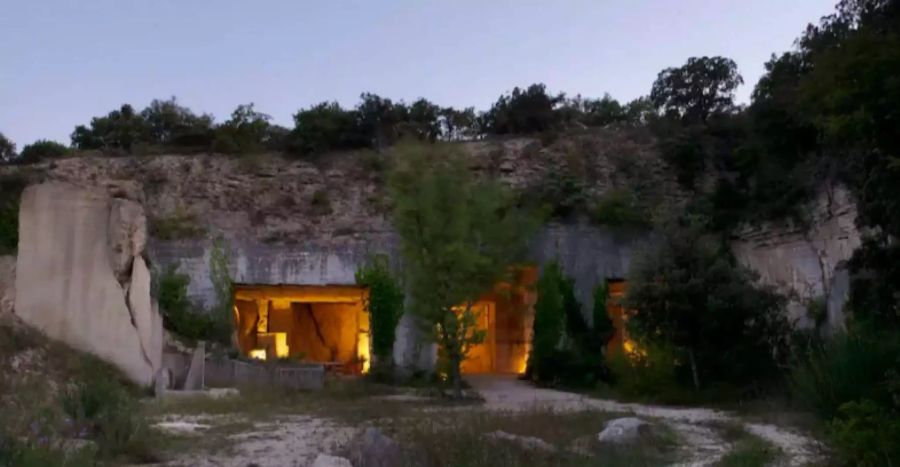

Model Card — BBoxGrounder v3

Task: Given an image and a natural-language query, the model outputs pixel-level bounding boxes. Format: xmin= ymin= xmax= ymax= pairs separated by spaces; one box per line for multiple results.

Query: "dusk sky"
xmin=1 ymin=0 xmax=837 ymax=146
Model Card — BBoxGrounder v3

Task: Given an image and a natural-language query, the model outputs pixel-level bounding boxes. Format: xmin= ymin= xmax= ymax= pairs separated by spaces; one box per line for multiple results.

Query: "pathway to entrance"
xmin=466 ymin=374 xmax=823 ymax=466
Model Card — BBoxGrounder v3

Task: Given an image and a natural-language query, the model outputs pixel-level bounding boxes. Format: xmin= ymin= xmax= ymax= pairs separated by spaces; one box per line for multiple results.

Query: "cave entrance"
xmin=457 ymin=266 xmax=538 ymax=375
xmin=605 ymin=279 xmax=635 ymax=354
xmin=233 ymin=285 xmax=370 ymax=374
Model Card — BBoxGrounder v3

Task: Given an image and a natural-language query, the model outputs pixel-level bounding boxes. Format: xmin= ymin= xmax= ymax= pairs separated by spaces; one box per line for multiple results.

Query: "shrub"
xmin=607 ymin=342 xmax=683 ymax=401
xmin=355 ymin=255 xmax=405 ymax=374
xmin=626 ymin=216 xmax=789 ymax=393
xmin=789 ymin=325 xmax=900 ymax=419
xmin=0 ymin=132 xmax=14 ymax=162
xmin=157 ymin=265 xmax=229 ymax=344
xmin=148 ymin=208 xmax=206 ymax=240
xmin=528 ymin=263 xmax=566 ymax=382
xmin=592 ymin=188 xmax=650 ymax=228
xmin=310 ymin=189 xmax=331 ymax=214
xmin=830 ymin=398 xmax=900 ymax=467
xmin=0 ymin=174 xmax=29 ymax=254
xmin=18 ymin=140 xmax=70 ymax=163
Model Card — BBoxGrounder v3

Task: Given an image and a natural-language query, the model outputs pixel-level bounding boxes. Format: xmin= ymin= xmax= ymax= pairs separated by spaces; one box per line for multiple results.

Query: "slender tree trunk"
xmin=451 ymin=354 xmax=463 ymax=399
xmin=688 ymin=348 xmax=700 ymax=391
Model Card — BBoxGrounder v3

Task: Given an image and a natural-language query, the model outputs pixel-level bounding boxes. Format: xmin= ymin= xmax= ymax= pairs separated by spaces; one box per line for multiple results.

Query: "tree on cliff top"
xmin=388 ymin=142 xmax=537 ymax=397
xmin=0 ymin=132 xmax=16 ymax=162
xmin=651 ymin=56 xmax=743 ymax=123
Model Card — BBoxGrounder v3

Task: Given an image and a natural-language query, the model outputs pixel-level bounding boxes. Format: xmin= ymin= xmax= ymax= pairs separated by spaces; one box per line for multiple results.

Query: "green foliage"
xmin=528 ymin=264 xmax=612 ymax=387
xmin=208 ymin=236 xmax=234 ymax=342
xmin=592 ymin=189 xmax=651 ymax=228
xmin=528 ymin=263 xmax=567 ymax=382
xmin=389 ymin=142 xmax=536 ymax=396
xmin=213 ymin=103 xmax=284 ymax=154
xmin=481 ymin=83 xmax=564 ymax=134
xmin=157 ymin=265 xmax=226 ymax=343
xmin=607 ymin=342 xmax=684 ymax=402
xmin=355 ymin=255 xmax=405 ymax=373
xmin=650 ymin=56 xmax=743 ymax=123
xmin=531 ymin=170 xmax=587 ymax=220
xmin=17 ymin=140 xmax=70 ymax=163
xmin=0 ymin=132 xmax=14 ymax=162
xmin=830 ymin=398 xmax=900 ymax=467
xmin=592 ymin=283 xmax=615 ymax=345
xmin=789 ymin=325 xmax=900 ymax=420
xmin=0 ymin=174 xmax=29 ymax=255
xmin=148 ymin=208 xmax=206 ymax=240
xmin=848 ymin=239 xmax=900 ymax=330
xmin=626 ymin=216 xmax=789 ymax=392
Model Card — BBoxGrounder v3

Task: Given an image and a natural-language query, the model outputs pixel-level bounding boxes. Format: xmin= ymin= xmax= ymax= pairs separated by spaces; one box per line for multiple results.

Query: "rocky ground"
xmin=148 ymin=375 xmax=826 ymax=467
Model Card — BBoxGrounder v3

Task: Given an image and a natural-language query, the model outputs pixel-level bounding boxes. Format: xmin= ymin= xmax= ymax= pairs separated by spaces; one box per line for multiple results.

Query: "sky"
xmin=1 ymin=0 xmax=838 ymax=147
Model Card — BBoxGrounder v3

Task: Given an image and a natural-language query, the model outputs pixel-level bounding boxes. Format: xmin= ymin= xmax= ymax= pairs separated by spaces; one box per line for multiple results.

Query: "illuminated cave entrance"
xmin=233 ymin=285 xmax=370 ymax=374
xmin=457 ymin=266 xmax=539 ymax=375
xmin=605 ymin=279 xmax=635 ymax=354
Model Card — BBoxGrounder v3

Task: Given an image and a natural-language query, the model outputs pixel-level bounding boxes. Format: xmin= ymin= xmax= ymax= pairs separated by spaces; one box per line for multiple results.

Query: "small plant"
xmin=607 ymin=341 xmax=685 ymax=402
xmin=592 ymin=188 xmax=650 ymax=228
xmin=355 ymin=255 xmax=405 ymax=375
xmin=310 ymin=188 xmax=332 ymax=214
xmin=830 ymin=398 xmax=900 ymax=467
xmin=149 ymin=207 xmax=206 ymax=240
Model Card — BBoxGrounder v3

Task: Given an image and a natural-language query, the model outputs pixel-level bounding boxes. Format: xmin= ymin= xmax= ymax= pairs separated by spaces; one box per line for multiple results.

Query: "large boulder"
xmin=0 ymin=255 xmax=14 ymax=317
xmin=597 ymin=417 xmax=652 ymax=444
xmin=14 ymin=182 xmax=162 ymax=386
xmin=347 ymin=427 xmax=404 ymax=467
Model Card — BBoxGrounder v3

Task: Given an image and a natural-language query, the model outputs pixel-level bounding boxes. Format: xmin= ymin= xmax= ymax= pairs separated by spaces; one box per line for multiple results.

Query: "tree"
xmin=355 ymin=255 xmax=405 ymax=374
xmin=214 ymin=103 xmax=273 ymax=154
xmin=625 ymin=216 xmax=788 ymax=391
xmin=439 ymin=107 xmax=477 ymax=141
xmin=528 ymin=263 xmax=567 ymax=382
xmin=18 ymin=140 xmax=70 ymax=163
xmin=650 ymin=56 xmax=744 ymax=123
xmin=0 ymin=132 xmax=14 ymax=162
xmin=140 ymin=97 xmax=214 ymax=147
xmin=389 ymin=142 xmax=536 ymax=397
xmin=289 ymin=102 xmax=364 ymax=156
xmin=482 ymin=83 xmax=564 ymax=134
xmin=70 ymin=104 xmax=149 ymax=151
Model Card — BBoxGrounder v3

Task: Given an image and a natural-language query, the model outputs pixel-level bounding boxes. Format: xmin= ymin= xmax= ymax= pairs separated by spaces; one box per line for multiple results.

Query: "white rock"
xmin=311 ymin=454 xmax=353 ymax=467
xmin=597 ymin=417 xmax=651 ymax=444
xmin=14 ymin=182 xmax=162 ymax=386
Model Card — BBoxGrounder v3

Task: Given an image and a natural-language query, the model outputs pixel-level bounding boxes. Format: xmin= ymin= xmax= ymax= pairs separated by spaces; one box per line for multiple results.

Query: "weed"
xmin=149 ymin=207 xmax=206 ymax=240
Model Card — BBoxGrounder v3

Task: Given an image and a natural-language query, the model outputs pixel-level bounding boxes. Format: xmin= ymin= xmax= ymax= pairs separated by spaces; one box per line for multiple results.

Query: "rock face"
xmin=347 ymin=427 xmax=404 ymax=467
xmin=597 ymin=417 xmax=652 ymax=444
xmin=732 ymin=186 xmax=861 ymax=329
xmin=0 ymin=255 xmax=13 ymax=317
xmin=14 ymin=182 xmax=163 ymax=386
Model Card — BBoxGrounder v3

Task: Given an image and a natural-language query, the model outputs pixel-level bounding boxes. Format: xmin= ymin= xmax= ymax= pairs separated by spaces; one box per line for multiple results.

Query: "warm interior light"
xmin=249 ymin=349 xmax=267 ymax=360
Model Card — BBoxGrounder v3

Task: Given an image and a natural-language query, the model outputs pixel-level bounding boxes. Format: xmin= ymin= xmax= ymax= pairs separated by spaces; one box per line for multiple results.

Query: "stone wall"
xmin=731 ymin=186 xmax=861 ymax=329
xmin=14 ymin=182 xmax=163 ymax=386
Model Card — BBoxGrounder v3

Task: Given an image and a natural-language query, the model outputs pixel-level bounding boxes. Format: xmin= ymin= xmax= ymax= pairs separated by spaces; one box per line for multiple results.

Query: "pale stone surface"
xmin=0 ymin=255 xmax=14 ymax=316
xmin=311 ymin=454 xmax=353 ymax=467
xmin=348 ymin=427 xmax=404 ymax=467
xmin=128 ymin=256 xmax=160 ymax=372
xmin=732 ymin=186 xmax=861 ymax=328
xmin=597 ymin=417 xmax=651 ymax=444
xmin=108 ymin=198 xmax=147 ymax=284
xmin=485 ymin=430 xmax=556 ymax=452
xmin=183 ymin=341 xmax=205 ymax=390
xmin=14 ymin=182 xmax=161 ymax=386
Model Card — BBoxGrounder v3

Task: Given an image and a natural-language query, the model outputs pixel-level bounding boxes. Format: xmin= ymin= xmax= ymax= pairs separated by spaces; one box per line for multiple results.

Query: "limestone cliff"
xmin=731 ymin=186 xmax=861 ymax=329
xmin=14 ymin=182 xmax=163 ymax=386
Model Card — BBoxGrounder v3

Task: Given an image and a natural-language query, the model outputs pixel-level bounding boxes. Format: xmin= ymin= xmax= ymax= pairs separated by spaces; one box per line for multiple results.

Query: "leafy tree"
xmin=0 ymin=132 xmax=14 ymax=162
xmin=356 ymin=93 xmax=406 ymax=150
xmin=388 ymin=142 xmax=536 ymax=397
xmin=482 ymin=83 xmax=564 ymax=134
xmin=625 ymin=216 xmax=788 ymax=391
xmin=71 ymin=104 xmax=149 ymax=151
xmin=18 ymin=140 xmax=70 ymax=163
xmin=439 ymin=106 xmax=478 ymax=141
xmin=214 ymin=103 xmax=274 ymax=154
xmin=528 ymin=263 xmax=567 ymax=382
xmin=355 ymin=255 xmax=405 ymax=374
xmin=650 ymin=56 xmax=744 ymax=123
xmin=140 ymin=97 xmax=214 ymax=147
xmin=290 ymin=102 xmax=364 ymax=156
xmin=403 ymin=98 xmax=441 ymax=141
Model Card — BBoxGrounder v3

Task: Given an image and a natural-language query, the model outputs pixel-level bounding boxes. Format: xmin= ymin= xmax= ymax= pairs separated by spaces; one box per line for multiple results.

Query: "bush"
xmin=528 ymin=263 xmax=567 ymax=382
xmin=830 ymin=398 xmax=900 ymax=467
xmin=607 ymin=342 xmax=684 ymax=402
xmin=157 ymin=265 xmax=229 ymax=344
xmin=0 ymin=174 xmax=29 ymax=255
xmin=148 ymin=208 xmax=206 ymax=240
xmin=592 ymin=188 xmax=650 ymax=228
xmin=626 ymin=216 xmax=789 ymax=393
xmin=789 ymin=325 xmax=900 ymax=419
xmin=18 ymin=140 xmax=70 ymax=163
xmin=355 ymin=255 xmax=405 ymax=374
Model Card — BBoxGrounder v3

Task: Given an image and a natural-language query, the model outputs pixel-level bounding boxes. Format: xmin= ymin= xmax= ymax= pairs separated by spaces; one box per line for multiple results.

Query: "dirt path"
xmin=466 ymin=375 xmax=823 ymax=467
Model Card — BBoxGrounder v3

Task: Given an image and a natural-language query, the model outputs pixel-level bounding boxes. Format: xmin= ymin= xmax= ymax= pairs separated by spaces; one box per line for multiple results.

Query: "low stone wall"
xmin=204 ymin=357 xmax=325 ymax=390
